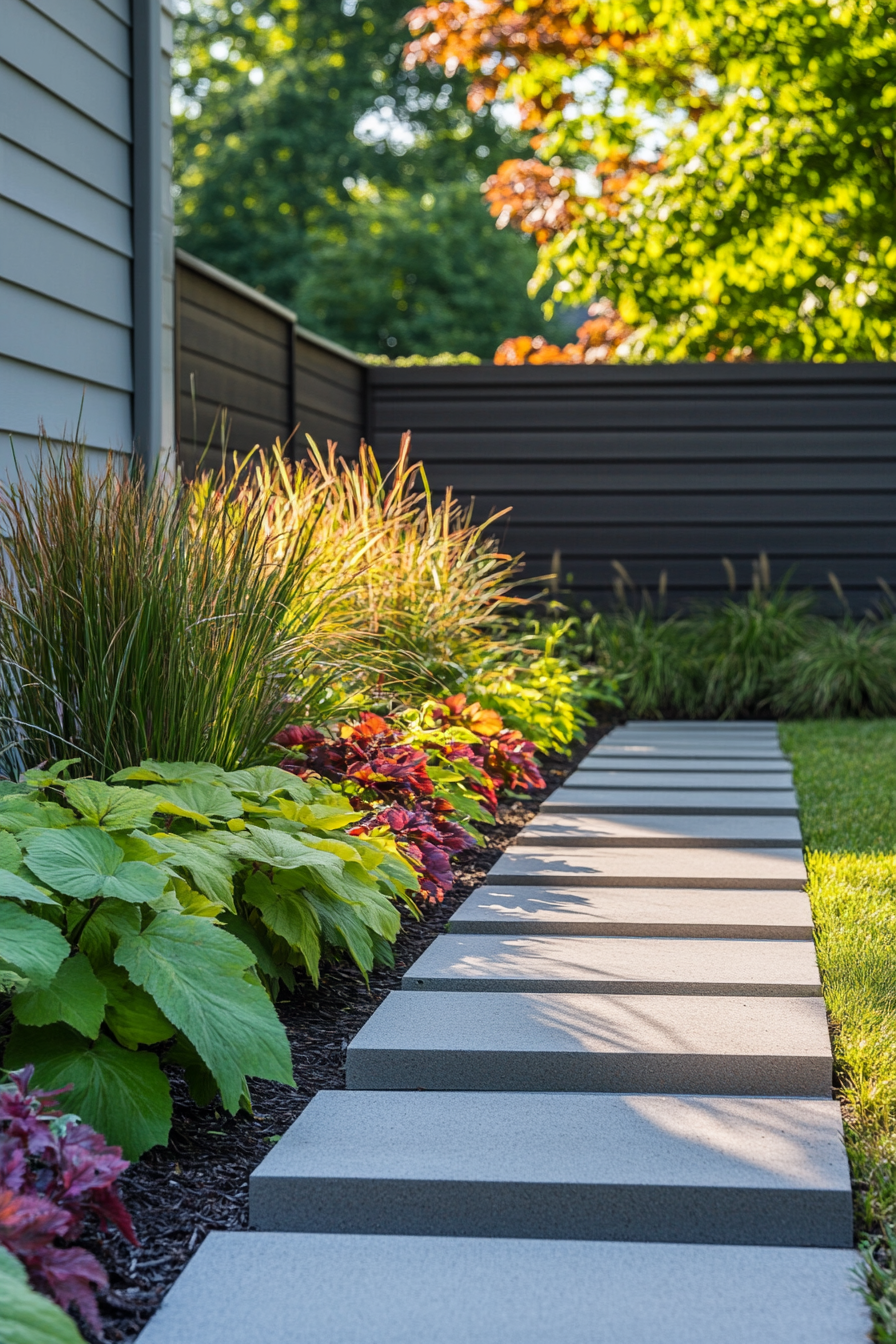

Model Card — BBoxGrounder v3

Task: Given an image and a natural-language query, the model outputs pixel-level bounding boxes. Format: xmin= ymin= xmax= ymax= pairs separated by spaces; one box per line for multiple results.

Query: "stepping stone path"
xmin=139 ymin=723 xmax=870 ymax=1344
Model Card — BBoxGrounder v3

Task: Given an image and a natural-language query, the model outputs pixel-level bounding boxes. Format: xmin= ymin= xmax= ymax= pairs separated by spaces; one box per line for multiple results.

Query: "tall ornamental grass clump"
xmin=274 ymin=432 xmax=522 ymax=700
xmin=234 ymin=436 xmax=604 ymax=749
xmin=0 ymin=445 xmax=368 ymax=776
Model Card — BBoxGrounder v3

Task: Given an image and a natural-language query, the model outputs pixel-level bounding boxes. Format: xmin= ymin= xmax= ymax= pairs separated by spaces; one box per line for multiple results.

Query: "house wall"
xmin=0 ymin=0 xmax=174 ymax=469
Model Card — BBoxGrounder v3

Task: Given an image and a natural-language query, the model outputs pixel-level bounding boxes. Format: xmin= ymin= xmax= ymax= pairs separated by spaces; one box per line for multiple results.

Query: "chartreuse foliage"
xmin=0 ymin=763 xmax=418 ymax=1159
xmin=780 ymin=721 xmax=896 ymax=1341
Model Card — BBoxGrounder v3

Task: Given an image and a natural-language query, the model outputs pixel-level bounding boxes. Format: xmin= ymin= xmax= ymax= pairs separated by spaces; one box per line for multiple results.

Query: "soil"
xmin=82 ymin=727 xmax=609 ymax=1342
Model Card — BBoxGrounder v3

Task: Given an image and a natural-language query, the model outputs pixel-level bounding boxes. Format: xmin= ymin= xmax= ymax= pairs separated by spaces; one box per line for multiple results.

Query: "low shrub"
xmin=0 ymin=1065 xmax=136 ymax=1336
xmin=529 ymin=563 xmax=896 ymax=720
xmin=0 ymin=761 xmax=422 ymax=1157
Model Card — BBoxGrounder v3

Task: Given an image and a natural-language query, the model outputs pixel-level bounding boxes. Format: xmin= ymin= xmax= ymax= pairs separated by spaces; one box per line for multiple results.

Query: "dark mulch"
xmin=81 ymin=727 xmax=608 ymax=1341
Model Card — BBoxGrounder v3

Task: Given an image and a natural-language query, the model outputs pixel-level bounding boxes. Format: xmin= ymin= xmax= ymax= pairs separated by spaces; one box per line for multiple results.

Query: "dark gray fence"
xmin=175 ymin=250 xmax=364 ymax=474
xmin=367 ymin=363 xmax=896 ymax=611
xmin=174 ymin=250 xmax=896 ymax=611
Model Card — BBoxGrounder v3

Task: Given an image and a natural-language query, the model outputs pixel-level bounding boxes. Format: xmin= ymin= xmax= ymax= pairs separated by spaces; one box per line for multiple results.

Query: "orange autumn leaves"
xmin=495 ymin=298 xmax=634 ymax=364
xmin=403 ymin=0 xmax=652 ymax=363
xmin=404 ymin=0 xmax=635 ymax=129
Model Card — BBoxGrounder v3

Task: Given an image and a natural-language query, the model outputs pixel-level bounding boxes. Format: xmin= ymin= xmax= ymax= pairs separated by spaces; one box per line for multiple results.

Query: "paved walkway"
xmin=139 ymin=722 xmax=870 ymax=1343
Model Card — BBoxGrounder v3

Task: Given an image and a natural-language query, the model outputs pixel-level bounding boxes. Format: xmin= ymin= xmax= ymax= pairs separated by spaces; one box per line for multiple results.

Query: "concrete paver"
xmin=135 ymin=1233 xmax=869 ymax=1344
xmin=544 ymin=787 xmax=798 ymax=814
xmin=447 ymin=885 xmax=815 ymax=938
xmin=250 ymin=1090 xmax=851 ymax=1245
xmin=401 ymin=933 xmax=821 ymax=996
xmin=490 ymin=844 xmax=807 ymax=887
xmin=346 ymin=990 xmax=833 ymax=1095
xmin=516 ymin=814 xmax=803 ymax=845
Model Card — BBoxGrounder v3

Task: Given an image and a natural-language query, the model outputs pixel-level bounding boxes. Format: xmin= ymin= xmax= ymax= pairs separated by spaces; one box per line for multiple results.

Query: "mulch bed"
xmin=82 ymin=726 xmax=608 ymax=1342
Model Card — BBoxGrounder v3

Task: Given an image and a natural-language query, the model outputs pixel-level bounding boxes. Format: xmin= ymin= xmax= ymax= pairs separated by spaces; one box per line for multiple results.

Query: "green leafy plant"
xmin=0 ymin=762 xmax=419 ymax=1158
xmin=773 ymin=619 xmax=896 ymax=719
xmin=0 ymin=1245 xmax=85 ymax=1344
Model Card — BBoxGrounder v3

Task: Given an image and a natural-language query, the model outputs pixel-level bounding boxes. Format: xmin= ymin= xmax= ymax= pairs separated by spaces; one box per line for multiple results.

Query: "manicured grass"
xmin=781 ymin=720 xmax=896 ymax=1340
xmin=781 ymin=719 xmax=896 ymax=853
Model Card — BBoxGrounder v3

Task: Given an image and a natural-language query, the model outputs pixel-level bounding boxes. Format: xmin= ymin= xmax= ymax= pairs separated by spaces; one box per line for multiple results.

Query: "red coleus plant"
xmin=275 ymin=713 xmax=478 ymax=902
xmin=0 ymin=1065 xmax=138 ymax=1335
xmin=431 ymin=694 xmax=546 ymax=796
xmin=274 ymin=699 xmax=545 ymax=903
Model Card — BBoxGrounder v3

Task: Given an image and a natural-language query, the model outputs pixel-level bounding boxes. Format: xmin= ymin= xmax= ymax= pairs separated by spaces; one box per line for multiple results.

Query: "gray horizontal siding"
xmin=31 ymin=0 xmax=131 ymax=73
xmin=368 ymin=364 xmax=896 ymax=608
xmin=0 ymin=138 xmax=131 ymax=253
xmin=3 ymin=0 xmax=131 ymax=135
xmin=1 ymin=356 xmax=132 ymax=446
xmin=0 ymin=281 xmax=133 ymax=389
xmin=0 ymin=62 xmax=131 ymax=202
xmin=0 ymin=200 xmax=132 ymax=324
xmin=0 ymin=0 xmax=134 ymax=458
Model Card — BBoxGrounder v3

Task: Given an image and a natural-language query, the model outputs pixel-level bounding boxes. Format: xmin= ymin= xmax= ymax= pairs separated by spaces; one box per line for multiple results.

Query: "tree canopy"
xmin=172 ymin=0 xmax=572 ymax=355
xmin=406 ymin=0 xmax=896 ymax=360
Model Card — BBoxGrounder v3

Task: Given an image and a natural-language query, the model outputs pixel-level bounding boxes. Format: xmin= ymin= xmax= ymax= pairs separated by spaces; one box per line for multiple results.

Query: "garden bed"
xmin=82 ymin=729 xmax=607 ymax=1342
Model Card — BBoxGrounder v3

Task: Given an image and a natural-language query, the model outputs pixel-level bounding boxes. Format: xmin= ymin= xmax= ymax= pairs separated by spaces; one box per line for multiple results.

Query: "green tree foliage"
xmin=410 ymin=0 xmax=896 ymax=359
xmin=293 ymin=178 xmax=568 ymax=354
xmin=172 ymin=0 xmax=572 ymax=355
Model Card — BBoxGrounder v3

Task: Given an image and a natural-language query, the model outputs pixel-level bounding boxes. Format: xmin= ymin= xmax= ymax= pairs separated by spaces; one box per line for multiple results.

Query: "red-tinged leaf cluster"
xmin=275 ymin=712 xmax=477 ymax=902
xmin=349 ymin=802 xmax=475 ymax=903
xmin=0 ymin=1065 xmax=137 ymax=1334
xmin=274 ymin=698 xmax=544 ymax=903
xmin=275 ymin=714 xmax=435 ymax=804
xmin=429 ymin=694 xmax=545 ymax=795
xmin=404 ymin=0 xmax=635 ymax=128
xmin=495 ymin=299 xmax=635 ymax=365
xmin=484 ymin=158 xmax=579 ymax=244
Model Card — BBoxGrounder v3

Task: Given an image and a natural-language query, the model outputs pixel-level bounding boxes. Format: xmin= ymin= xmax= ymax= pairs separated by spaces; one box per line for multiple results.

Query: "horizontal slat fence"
xmin=174 ymin=252 xmax=896 ymax=611
xmin=366 ymin=364 xmax=896 ymax=612
xmin=175 ymin=250 xmax=364 ymax=474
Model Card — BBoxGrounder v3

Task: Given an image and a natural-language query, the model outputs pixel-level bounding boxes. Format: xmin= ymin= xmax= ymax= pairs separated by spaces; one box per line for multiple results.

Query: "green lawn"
xmin=781 ymin=720 xmax=896 ymax=1340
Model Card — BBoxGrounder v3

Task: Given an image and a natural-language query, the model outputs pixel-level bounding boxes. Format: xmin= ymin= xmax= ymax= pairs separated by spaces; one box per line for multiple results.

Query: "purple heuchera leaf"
xmin=0 ymin=1064 xmax=138 ymax=1334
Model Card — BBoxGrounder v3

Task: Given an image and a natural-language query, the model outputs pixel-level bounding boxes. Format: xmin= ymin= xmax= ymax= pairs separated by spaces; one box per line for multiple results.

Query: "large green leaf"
xmin=0 ymin=870 xmax=59 ymax=907
xmin=22 ymin=759 xmax=80 ymax=787
xmin=0 ymin=799 xmax=75 ymax=834
xmin=95 ymin=964 xmax=174 ymax=1050
xmin=0 ymin=1245 xmax=85 ymax=1344
xmin=303 ymin=890 xmax=375 ymax=974
xmin=218 ymin=911 xmax=281 ymax=981
xmin=4 ymin=1024 xmax=172 ymax=1159
xmin=0 ymin=904 xmax=68 ymax=987
xmin=231 ymin=826 xmax=347 ymax=884
xmin=24 ymin=828 xmax=169 ymax=904
xmin=64 ymin=780 xmax=160 ymax=831
xmin=114 ymin=912 xmax=294 ymax=1112
xmin=145 ymin=783 xmax=243 ymax=822
xmin=221 ymin=766 xmax=312 ymax=804
xmin=110 ymin=761 xmax=226 ymax=785
xmin=164 ymin=1035 xmax=218 ymax=1108
xmin=67 ymin=898 xmax=141 ymax=965
xmin=12 ymin=953 xmax=107 ymax=1038
xmin=142 ymin=831 xmax=238 ymax=909
xmin=0 ymin=832 xmax=22 ymax=872
xmin=242 ymin=872 xmax=321 ymax=983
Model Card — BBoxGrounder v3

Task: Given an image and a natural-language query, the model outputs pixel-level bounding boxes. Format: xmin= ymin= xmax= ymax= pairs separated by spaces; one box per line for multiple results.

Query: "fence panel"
xmin=367 ymin=363 xmax=896 ymax=611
